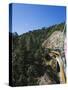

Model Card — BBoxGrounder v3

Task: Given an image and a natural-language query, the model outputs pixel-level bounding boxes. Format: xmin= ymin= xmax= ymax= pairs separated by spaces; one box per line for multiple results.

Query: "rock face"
xmin=41 ymin=28 xmax=66 ymax=84
xmin=38 ymin=73 xmax=55 ymax=85
xmin=42 ymin=31 xmax=64 ymax=49
xmin=11 ymin=23 xmax=66 ymax=86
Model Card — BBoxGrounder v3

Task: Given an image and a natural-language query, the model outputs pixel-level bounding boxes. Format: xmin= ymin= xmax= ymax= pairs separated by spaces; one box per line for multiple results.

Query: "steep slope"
xmin=10 ymin=22 xmax=66 ymax=86
xmin=42 ymin=30 xmax=64 ymax=49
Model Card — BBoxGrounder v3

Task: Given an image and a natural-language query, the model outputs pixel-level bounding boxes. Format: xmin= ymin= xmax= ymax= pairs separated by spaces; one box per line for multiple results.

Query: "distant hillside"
xmin=10 ymin=22 xmax=66 ymax=86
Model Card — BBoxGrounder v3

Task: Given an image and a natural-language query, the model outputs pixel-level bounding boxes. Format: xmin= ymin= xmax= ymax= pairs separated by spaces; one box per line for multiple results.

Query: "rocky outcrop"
xmin=42 ymin=31 xmax=64 ymax=49
xmin=11 ymin=23 xmax=66 ymax=86
xmin=40 ymin=27 xmax=66 ymax=84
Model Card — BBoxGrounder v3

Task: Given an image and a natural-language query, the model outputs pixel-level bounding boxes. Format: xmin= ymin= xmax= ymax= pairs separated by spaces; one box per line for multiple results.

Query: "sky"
xmin=11 ymin=3 xmax=66 ymax=35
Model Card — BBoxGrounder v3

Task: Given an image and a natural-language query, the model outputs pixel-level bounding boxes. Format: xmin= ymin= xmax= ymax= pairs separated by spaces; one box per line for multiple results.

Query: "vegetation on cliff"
xmin=10 ymin=22 xmax=65 ymax=86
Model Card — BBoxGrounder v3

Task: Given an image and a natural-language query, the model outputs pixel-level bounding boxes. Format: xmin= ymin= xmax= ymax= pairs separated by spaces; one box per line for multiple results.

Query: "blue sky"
xmin=12 ymin=3 xmax=66 ymax=35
